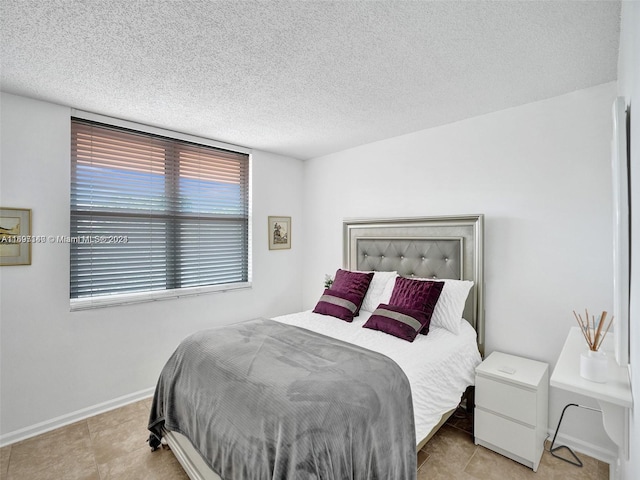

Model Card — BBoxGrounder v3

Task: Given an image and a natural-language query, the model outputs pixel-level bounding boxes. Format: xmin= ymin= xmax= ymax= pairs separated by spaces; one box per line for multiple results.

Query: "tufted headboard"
xmin=343 ymin=215 xmax=484 ymax=355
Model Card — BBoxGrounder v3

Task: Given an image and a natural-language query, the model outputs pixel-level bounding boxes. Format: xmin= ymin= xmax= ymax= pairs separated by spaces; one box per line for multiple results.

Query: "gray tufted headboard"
xmin=343 ymin=215 xmax=484 ymax=355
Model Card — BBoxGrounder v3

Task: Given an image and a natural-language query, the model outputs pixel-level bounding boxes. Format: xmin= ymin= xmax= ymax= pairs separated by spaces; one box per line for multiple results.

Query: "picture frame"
xmin=268 ymin=216 xmax=291 ymax=250
xmin=0 ymin=207 xmax=32 ymax=266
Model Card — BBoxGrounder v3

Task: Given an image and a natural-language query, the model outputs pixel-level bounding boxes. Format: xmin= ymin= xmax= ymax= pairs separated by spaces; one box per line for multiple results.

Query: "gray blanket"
xmin=148 ymin=318 xmax=416 ymax=480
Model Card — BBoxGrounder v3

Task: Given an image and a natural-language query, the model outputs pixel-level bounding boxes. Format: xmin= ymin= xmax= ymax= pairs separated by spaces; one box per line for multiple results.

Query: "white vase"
xmin=580 ymin=350 xmax=608 ymax=383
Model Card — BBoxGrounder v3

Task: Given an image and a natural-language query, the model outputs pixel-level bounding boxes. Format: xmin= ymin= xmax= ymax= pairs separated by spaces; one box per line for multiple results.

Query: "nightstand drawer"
xmin=475 ymin=375 xmax=537 ymax=425
xmin=475 ymin=408 xmax=536 ymax=460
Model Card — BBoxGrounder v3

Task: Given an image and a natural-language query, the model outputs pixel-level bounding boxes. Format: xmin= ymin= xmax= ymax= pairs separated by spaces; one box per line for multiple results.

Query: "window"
xmin=70 ymin=116 xmax=251 ymax=308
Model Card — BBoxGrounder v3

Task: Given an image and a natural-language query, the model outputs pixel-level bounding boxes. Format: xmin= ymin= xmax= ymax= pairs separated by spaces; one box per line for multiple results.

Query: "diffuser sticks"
xmin=573 ymin=309 xmax=614 ymax=352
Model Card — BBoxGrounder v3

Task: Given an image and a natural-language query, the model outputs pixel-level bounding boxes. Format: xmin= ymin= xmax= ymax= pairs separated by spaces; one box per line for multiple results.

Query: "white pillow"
xmin=378 ymin=273 xmax=397 ymax=305
xmin=360 ymin=271 xmax=398 ymax=313
xmin=430 ymin=279 xmax=474 ymax=334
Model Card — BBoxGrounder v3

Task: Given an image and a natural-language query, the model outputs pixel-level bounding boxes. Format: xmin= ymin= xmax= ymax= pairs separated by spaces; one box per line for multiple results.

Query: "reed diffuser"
xmin=574 ymin=309 xmax=614 ymax=382
xmin=573 ymin=309 xmax=614 ymax=352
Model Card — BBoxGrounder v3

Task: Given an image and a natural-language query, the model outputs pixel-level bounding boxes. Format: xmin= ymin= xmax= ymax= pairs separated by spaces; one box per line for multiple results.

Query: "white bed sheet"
xmin=272 ymin=310 xmax=482 ymax=445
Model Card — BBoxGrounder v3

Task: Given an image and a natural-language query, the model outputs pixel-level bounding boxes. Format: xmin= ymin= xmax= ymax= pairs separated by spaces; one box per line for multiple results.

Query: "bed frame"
xmin=343 ymin=214 xmax=484 ymax=355
xmin=344 ymin=214 xmax=484 ymax=449
xmin=162 ymin=214 xmax=485 ymax=479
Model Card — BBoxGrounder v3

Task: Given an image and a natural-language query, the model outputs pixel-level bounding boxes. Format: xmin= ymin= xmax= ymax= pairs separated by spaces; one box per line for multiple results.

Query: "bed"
xmin=148 ymin=215 xmax=485 ymax=480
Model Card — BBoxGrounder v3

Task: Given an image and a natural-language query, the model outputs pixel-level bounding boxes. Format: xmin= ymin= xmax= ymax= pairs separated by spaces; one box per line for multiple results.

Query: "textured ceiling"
xmin=0 ymin=1 xmax=621 ymax=160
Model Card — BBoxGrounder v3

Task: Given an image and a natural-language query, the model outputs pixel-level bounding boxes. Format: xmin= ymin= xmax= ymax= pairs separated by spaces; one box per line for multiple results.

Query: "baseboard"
xmin=547 ymin=427 xmax=618 ymax=465
xmin=0 ymin=387 xmax=155 ymax=447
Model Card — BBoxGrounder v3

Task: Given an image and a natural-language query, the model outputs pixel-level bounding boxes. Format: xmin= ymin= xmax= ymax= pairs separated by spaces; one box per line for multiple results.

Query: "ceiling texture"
xmin=0 ymin=0 xmax=621 ymax=160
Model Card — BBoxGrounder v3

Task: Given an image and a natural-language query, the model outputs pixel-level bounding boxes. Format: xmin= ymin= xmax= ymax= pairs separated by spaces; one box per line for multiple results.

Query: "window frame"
xmin=69 ymin=110 xmax=252 ymax=311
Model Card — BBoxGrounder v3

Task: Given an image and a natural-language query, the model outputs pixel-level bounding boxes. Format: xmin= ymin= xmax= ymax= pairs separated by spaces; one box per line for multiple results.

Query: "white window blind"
xmin=70 ymin=117 xmax=250 ymax=305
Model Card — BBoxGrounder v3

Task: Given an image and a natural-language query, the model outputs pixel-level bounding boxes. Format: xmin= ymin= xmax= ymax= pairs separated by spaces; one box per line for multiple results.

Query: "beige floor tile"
xmin=1 ymin=399 xmax=610 ymax=479
xmin=140 ymin=396 xmax=153 ymax=411
xmin=91 ymin=417 xmax=152 ymax=466
xmin=7 ymin=450 xmax=100 ymax=480
xmin=598 ymin=460 xmax=610 ymax=480
xmin=421 ymin=425 xmax=476 ymax=464
xmin=98 ymin=446 xmax=189 ymax=480
xmin=87 ymin=401 xmax=150 ymax=438
xmin=7 ymin=421 xmax=99 ymax=480
xmin=539 ymin=448 xmax=605 ymax=480
xmin=419 ymin=454 xmax=479 ymax=480
xmin=419 ymin=425 xmax=477 ymax=479
xmin=447 ymin=410 xmax=474 ymax=434
xmin=1 ymin=444 xmax=11 ymax=476
xmin=416 ymin=447 xmax=430 ymax=469
xmin=464 ymin=445 xmax=542 ymax=480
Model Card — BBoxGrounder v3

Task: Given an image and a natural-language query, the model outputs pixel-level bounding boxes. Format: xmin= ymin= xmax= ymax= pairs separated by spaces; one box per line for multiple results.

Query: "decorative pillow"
xmin=430 ymin=279 xmax=474 ymax=335
xmin=388 ymin=277 xmax=444 ymax=319
xmin=330 ymin=269 xmax=374 ymax=314
xmin=313 ymin=289 xmax=363 ymax=322
xmin=363 ymin=304 xmax=430 ymax=342
xmin=360 ymin=271 xmax=398 ymax=312
xmin=364 ymin=277 xmax=444 ymax=340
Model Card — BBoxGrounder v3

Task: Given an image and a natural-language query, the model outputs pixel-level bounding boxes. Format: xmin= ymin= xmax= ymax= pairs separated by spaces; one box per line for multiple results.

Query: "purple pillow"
xmin=387 ymin=277 xmax=444 ymax=335
xmin=363 ymin=304 xmax=429 ymax=342
xmin=330 ymin=269 xmax=374 ymax=314
xmin=313 ymin=289 xmax=362 ymax=322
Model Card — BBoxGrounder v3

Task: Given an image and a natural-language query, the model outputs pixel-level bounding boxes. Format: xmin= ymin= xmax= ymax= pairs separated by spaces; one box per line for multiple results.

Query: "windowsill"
xmin=70 ymin=282 xmax=252 ymax=311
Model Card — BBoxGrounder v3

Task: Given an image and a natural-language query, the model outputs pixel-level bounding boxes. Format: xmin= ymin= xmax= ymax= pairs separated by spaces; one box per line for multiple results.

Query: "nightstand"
xmin=474 ymin=351 xmax=549 ymax=471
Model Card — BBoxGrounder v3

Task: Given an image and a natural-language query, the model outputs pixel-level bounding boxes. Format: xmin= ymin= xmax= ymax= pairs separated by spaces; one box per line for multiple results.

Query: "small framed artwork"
xmin=268 ymin=216 xmax=291 ymax=250
xmin=0 ymin=207 xmax=32 ymax=266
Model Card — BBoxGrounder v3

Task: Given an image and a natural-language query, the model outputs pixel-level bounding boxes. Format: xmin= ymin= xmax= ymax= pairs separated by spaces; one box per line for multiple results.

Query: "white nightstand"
xmin=474 ymin=351 xmax=549 ymax=471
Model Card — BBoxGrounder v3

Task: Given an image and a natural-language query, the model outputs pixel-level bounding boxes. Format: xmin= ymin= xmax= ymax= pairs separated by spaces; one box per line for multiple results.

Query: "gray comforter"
xmin=148 ymin=318 xmax=417 ymax=480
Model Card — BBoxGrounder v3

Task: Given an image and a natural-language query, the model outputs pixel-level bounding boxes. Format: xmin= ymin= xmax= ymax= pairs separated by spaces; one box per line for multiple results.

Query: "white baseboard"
xmin=547 ymin=427 xmax=617 ymax=465
xmin=0 ymin=387 xmax=155 ymax=447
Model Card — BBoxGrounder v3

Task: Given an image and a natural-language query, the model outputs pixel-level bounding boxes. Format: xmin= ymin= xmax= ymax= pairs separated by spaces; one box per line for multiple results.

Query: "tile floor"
xmin=1 ymin=399 xmax=608 ymax=479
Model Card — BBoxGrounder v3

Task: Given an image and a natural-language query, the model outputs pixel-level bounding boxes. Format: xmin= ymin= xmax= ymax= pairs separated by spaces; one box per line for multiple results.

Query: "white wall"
xmin=0 ymin=92 xmax=305 ymax=443
xmin=0 ymin=76 xmax=629 ymax=465
xmin=618 ymin=2 xmax=640 ymax=479
xmin=302 ymin=82 xmax=619 ymax=458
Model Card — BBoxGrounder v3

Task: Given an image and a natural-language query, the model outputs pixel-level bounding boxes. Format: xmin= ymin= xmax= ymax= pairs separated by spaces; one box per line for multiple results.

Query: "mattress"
xmin=272 ymin=309 xmax=482 ymax=444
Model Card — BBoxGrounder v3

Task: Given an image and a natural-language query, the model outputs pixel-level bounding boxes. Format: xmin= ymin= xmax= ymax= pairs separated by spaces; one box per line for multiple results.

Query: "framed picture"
xmin=268 ymin=216 xmax=291 ymax=250
xmin=0 ymin=207 xmax=32 ymax=266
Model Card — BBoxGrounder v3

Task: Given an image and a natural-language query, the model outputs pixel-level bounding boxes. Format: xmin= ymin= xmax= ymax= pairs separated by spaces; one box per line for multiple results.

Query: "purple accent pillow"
xmin=388 ymin=277 xmax=444 ymax=334
xmin=313 ymin=289 xmax=362 ymax=322
xmin=363 ymin=304 xmax=429 ymax=342
xmin=330 ymin=269 xmax=374 ymax=315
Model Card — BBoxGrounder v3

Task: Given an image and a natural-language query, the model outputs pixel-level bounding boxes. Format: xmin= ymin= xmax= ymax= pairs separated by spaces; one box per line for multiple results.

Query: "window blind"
xmin=70 ymin=118 xmax=250 ymax=303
